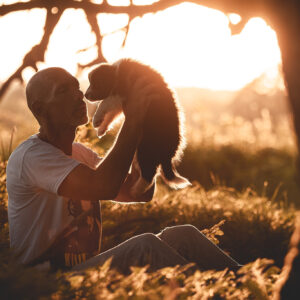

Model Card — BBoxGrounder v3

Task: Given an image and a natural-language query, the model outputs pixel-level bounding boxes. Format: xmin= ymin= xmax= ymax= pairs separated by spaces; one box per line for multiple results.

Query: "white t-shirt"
xmin=7 ymin=134 xmax=102 ymax=266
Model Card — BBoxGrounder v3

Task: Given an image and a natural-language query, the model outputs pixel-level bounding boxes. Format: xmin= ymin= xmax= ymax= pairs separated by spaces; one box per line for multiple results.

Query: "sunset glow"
xmin=0 ymin=3 xmax=282 ymax=91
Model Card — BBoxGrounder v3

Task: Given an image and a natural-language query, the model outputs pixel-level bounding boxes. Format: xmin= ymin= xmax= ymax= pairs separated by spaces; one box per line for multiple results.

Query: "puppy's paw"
xmin=96 ymin=124 xmax=109 ymax=137
xmin=93 ymin=117 xmax=103 ymax=128
xmin=93 ymin=109 xmax=107 ymax=127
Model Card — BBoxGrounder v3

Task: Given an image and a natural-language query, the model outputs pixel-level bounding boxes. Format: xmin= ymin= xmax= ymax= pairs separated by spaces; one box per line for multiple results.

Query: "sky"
xmin=0 ymin=2 xmax=282 ymax=91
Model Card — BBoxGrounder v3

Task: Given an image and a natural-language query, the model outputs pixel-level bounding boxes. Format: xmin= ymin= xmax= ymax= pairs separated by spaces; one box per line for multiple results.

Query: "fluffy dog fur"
xmin=85 ymin=58 xmax=190 ymax=196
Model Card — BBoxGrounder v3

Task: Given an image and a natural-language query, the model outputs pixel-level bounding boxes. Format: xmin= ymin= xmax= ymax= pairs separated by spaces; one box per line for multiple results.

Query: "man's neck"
xmin=38 ymin=126 xmax=76 ymax=156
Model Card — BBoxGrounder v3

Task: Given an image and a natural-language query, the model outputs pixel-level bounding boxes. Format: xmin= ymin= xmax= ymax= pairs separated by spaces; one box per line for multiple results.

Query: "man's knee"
xmin=159 ymin=224 xmax=200 ymax=239
xmin=135 ymin=232 xmax=162 ymax=247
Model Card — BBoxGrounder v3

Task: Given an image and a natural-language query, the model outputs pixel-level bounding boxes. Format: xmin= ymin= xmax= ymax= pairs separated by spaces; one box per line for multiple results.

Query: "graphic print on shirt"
xmin=51 ymin=198 xmax=102 ymax=268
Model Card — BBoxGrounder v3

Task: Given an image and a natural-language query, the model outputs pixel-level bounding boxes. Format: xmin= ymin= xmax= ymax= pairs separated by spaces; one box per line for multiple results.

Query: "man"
xmin=7 ymin=67 xmax=241 ymax=274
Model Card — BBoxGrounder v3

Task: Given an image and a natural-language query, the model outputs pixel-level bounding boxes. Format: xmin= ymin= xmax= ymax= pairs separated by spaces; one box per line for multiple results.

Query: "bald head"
xmin=26 ymin=67 xmax=81 ymax=125
xmin=25 ymin=67 xmax=86 ymax=130
xmin=26 ymin=67 xmax=70 ymax=112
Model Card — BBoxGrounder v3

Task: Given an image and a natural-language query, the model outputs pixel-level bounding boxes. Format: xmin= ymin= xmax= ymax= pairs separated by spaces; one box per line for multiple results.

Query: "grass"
xmin=0 ymin=156 xmax=297 ymax=298
xmin=0 ymin=127 xmax=16 ymax=162
xmin=179 ymin=144 xmax=300 ymax=206
xmin=100 ymin=184 xmax=295 ymax=266
xmin=0 ymin=84 xmax=299 ymax=298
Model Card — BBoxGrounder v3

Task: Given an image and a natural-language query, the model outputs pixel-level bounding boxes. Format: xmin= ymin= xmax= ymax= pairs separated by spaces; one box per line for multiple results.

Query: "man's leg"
xmin=156 ymin=224 xmax=242 ymax=271
xmin=72 ymin=233 xmax=189 ymax=274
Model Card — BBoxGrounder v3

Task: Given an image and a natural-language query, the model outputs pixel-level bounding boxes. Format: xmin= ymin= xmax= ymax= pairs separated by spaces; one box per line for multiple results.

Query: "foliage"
xmin=0 ymin=88 xmax=299 ymax=298
xmin=0 ymin=250 xmax=59 ymax=300
xmin=178 ymin=87 xmax=300 ymax=206
xmin=0 ymin=161 xmax=8 ymax=250
xmin=99 ymin=184 xmax=295 ymax=267
xmin=56 ymin=258 xmax=280 ymax=299
xmin=0 ymin=157 xmax=296 ymax=299
xmin=0 ymin=127 xmax=16 ymax=162
xmin=179 ymin=144 xmax=300 ymax=205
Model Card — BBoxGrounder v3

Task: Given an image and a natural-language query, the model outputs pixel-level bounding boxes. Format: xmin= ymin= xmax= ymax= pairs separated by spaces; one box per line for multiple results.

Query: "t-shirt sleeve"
xmin=22 ymin=143 xmax=80 ymax=194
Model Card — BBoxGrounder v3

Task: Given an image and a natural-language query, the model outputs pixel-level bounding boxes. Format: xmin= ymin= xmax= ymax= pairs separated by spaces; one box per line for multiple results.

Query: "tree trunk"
xmin=273 ymin=6 xmax=300 ymax=298
xmin=274 ymin=213 xmax=300 ymax=300
xmin=276 ymin=11 xmax=300 ymax=158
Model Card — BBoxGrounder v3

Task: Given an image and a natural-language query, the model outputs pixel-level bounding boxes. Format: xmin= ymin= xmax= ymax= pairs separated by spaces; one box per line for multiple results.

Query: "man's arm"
xmin=58 ymin=79 xmax=155 ymax=201
xmin=113 ymin=156 xmax=155 ymax=203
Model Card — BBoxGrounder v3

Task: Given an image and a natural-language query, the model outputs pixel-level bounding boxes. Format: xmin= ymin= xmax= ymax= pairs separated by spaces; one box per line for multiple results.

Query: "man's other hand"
xmin=114 ymin=170 xmax=155 ymax=203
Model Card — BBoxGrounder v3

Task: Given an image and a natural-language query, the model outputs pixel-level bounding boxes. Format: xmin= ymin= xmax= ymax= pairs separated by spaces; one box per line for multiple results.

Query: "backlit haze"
xmin=0 ymin=1 xmax=282 ymax=91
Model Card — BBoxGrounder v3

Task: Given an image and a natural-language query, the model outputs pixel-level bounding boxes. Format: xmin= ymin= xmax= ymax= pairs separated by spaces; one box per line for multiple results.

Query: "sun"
xmin=118 ymin=3 xmax=282 ymax=90
xmin=0 ymin=3 xmax=282 ymax=91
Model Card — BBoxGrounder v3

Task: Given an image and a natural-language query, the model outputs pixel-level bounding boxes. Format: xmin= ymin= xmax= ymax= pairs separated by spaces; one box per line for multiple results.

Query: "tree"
xmin=0 ymin=1 xmax=299 ymax=154
xmin=274 ymin=212 xmax=300 ymax=300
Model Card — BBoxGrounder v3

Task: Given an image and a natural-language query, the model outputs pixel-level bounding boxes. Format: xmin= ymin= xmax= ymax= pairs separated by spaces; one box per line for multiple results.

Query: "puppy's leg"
xmin=130 ymin=154 xmax=156 ymax=198
xmin=92 ymin=95 xmax=123 ymax=137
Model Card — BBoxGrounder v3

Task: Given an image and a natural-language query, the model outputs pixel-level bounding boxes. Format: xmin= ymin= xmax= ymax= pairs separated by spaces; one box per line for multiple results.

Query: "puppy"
xmin=85 ymin=58 xmax=191 ymax=197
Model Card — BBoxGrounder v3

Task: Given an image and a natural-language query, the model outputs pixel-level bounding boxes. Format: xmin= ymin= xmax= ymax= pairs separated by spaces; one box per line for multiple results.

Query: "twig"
xmin=0 ymin=7 xmax=63 ymax=100
xmin=121 ymin=15 xmax=134 ymax=48
xmin=79 ymin=11 xmax=106 ymax=69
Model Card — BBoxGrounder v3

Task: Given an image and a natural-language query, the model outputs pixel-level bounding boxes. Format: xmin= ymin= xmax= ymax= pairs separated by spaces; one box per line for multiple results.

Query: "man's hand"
xmin=114 ymin=155 xmax=155 ymax=203
xmin=114 ymin=172 xmax=155 ymax=203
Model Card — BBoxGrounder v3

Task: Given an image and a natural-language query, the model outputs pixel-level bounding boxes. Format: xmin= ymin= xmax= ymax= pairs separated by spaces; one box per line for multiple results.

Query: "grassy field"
xmin=0 ymin=82 xmax=299 ymax=298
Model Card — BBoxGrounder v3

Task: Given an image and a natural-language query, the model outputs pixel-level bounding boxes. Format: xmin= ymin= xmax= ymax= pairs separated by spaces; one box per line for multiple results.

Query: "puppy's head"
xmin=85 ymin=63 xmax=116 ymax=101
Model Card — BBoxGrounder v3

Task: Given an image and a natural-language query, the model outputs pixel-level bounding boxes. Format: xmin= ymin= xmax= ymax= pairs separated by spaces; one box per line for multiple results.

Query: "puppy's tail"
xmin=161 ymin=161 xmax=191 ymax=189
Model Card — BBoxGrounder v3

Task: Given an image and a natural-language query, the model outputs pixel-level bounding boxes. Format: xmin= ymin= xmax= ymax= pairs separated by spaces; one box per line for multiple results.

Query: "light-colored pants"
xmin=73 ymin=224 xmax=241 ymax=274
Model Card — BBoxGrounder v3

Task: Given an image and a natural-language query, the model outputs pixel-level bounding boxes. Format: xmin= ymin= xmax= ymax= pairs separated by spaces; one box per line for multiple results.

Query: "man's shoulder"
xmin=7 ymin=135 xmax=38 ymax=165
xmin=6 ymin=135 xmax=37 ymax=180
xmin=7 ymin=135 xmax=63 ymax=172
xmin=10 ymin=135 xmax=45 ymax=158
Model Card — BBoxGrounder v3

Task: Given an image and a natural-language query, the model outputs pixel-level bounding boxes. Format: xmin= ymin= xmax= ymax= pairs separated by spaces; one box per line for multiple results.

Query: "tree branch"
xmin=0 ymin=0 xmax=271 ymax=100
xmin=79 ymin=10 xmax=106 ymax=69
xmin=121 ymin=15 xmax=134 ymax=48
xmin=0 ymin=0 xmax=267 ymax=18
xmin=228 ymin=15 xmax=250 ymax=35
xmin=0 ymin=0 xmax=47 ymax=16
xmin=0 ymin=7 xmax=63 ymax=100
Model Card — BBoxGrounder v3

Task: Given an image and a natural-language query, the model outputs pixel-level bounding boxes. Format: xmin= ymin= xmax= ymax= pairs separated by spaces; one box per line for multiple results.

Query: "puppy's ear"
xmin=85 ymin=64 xmax=116 ymax=101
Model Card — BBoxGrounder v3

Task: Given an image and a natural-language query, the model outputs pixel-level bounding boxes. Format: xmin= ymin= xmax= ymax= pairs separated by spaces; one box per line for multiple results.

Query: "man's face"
xmin=42 ymin=70 xmax=88 ymax=128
